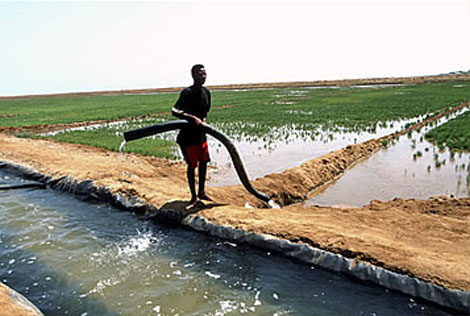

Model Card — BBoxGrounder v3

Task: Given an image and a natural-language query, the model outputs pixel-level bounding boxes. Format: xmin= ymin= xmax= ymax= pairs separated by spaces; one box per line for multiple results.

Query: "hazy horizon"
xmin=1 ymin=0 xmax=469 ymax=97
xmin=2 ymin=70 xmax=469 ymax=98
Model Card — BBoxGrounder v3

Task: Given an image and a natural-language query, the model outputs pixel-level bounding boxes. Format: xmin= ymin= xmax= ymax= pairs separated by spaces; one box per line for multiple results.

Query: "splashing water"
xmin=119 ymin=140 xmax=126 ymax=152
xmin=268 ymin=200 xmax=281 ymax=209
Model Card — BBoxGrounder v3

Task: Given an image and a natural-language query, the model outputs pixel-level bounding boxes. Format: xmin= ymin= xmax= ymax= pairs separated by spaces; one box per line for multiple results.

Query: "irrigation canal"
xmin=0 ymin=169 xmax=455 ymax=315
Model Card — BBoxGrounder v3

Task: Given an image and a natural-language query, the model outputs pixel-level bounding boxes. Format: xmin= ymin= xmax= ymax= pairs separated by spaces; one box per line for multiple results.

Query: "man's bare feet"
xmin=189 ymin=196 xmax=198 ymax=205
xmin=197 ymin=192 xmax=213 ymax=201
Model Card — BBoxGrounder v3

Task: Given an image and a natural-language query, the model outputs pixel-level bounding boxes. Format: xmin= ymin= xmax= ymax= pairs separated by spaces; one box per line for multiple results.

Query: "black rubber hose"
xmin=123 ymin=120 xmax=272 ymax=204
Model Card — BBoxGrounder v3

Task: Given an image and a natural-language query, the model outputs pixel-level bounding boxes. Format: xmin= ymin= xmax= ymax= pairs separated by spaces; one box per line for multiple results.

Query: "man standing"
xmin=172 ymin=64 xmax=212 ymax=204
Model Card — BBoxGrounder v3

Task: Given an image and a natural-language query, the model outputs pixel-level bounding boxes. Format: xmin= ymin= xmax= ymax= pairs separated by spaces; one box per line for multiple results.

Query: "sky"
xmin=0 ymin=0 xmax=469 ymax=96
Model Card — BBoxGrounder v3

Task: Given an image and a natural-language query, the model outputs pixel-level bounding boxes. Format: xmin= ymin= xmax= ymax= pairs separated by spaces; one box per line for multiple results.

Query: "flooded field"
xmin=41 ymin=109 xmax=469 ymax=202
xmin=0 ymin=169 xmax=453 ymax=316
xmin=208 ymin=116 xmax=422 ymax=186
xmin=50 ymin=114 xmax=425 ymax=188
xmin=308 ymin=110 xmax=470 ymax=207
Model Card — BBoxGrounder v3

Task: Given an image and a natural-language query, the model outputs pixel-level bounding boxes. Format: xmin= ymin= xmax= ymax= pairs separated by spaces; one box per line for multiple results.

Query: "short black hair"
xmin=191 ymin=64 xmax=205 ymax=77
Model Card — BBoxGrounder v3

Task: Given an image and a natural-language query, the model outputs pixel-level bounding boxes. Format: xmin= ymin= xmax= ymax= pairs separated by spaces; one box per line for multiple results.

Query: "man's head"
xmin=191 ymin=64 xmax=206 ymax=86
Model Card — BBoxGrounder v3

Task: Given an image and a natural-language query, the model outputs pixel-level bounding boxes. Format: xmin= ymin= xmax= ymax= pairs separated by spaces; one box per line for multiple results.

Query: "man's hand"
xmin=192 ymin=116 xmax=202 ymax=126
xmin=172 ymin=109 xmax=204 ymax=126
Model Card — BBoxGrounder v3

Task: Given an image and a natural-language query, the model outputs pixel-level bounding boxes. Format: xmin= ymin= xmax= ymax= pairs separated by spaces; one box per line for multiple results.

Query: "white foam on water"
xmin=254 ymin=291 xmax=262 ymax=306
xmin=268 ymin=200 xmax=281 ymax=209
xmin=86 ymin=277 xmax=121 ymax=296
xmin=88 ymin=230 xmax=160 ymax=269
xmin=117 ymin=231 xmax=158 ymax=257
xmin=205 ymin=271 xmax=221 ymax=279
xmin=152 ymin=305 xmax=161 ymax=315
xmin=217 ymin=300 xmax=237 ymax=315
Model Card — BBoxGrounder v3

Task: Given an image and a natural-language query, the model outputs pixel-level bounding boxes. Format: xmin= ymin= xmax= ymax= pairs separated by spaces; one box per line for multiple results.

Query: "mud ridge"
xmin=0 ymin=282 xmax=43 ymax=316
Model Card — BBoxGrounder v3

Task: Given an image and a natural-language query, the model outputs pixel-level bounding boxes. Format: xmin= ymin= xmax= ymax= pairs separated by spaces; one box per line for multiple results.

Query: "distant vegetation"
xmin=209 ymin=81 xmax=469 ymax=134
xmin=0 ymin=93 xmax=175 ymax=127
xmin=1 ymin=80 xmax=469 ymax=158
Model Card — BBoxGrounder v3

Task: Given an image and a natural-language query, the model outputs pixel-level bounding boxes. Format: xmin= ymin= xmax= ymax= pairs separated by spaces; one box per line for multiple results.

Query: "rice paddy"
xmin=2 ymin=81 xmax=466 ymax=162
xmin=425 ymin=109 xmax=470 ymax=151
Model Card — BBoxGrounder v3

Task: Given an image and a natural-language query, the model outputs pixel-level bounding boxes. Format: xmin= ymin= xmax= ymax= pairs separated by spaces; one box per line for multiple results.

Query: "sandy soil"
xmin=0 ymin=283 xmax=41 ymax=316
xmin=1 ymin=100 xmax=469 ymax=293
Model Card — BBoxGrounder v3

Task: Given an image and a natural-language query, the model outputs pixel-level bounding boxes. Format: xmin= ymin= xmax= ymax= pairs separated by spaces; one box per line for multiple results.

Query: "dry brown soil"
xmin=0 ymin=283 xmax=41 ymax=316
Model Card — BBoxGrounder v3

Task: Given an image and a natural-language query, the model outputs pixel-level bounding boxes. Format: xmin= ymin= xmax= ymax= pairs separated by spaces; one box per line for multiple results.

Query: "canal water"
xmin=308 ymin=110 xmax=470 ymax=207
xmin=0 ymin=169 xmax=453 ymax=315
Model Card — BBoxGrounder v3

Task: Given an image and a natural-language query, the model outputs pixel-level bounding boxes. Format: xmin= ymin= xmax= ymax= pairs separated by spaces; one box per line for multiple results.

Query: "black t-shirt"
xmin=173 ymin=85 xmax=211 ymax=146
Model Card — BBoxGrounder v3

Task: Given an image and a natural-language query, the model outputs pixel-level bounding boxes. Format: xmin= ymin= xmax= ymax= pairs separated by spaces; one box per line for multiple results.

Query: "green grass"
xmin=0 ymin=93 xmax=176 ymax=127
xmin=1 ymin=80 xmax=469 ymax=158
xmin=425 ymin=109 xmax=470 ymax=151
xmin=46 ymin=127 xmax=178 ymax=159
xmin=209 ymin=81 xmax=469 ymax=133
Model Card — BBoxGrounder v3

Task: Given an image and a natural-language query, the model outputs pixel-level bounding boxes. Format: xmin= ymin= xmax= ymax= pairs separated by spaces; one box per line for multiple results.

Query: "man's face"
xmin=194 ymin=68 xmax=207 ymax=85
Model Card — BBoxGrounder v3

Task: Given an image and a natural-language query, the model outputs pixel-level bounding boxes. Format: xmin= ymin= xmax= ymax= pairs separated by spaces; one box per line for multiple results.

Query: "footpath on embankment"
xmin=0 ymin=102 xmax=469 ymax=313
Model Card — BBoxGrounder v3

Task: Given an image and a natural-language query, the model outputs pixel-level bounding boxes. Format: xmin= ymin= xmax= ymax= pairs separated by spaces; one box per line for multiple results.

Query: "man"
xmin=172 ymin=64 xmax=212 ymax=204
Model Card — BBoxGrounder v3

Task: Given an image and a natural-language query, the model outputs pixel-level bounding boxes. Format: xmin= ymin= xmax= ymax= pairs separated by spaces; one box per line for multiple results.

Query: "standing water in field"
xmin=0 ymin=170 xmax=453 ymax=315
xmin=308 ymin=109 xmax=470 ymax=207
xmin=208 ymin=116 xmax=425 ymax=187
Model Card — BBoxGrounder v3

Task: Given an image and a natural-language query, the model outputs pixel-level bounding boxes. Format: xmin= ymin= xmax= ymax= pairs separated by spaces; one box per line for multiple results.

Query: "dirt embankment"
xmin=1 ymin=102 xmax=469 ymax=292
xmin=0 ymin=282 xmax=42 ymax=316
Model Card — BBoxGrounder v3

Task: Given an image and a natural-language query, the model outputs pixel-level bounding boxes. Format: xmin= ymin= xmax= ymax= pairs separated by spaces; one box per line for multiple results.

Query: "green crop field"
xmin=1 ymin=81 xmax=469 ymax=159
xmin=210 ymin=81 xmax=469 ymax=133
xmin=0 ymin=93 xmax=176 ymax=127
xmin=425 ymin=109 xmax=470 ymax=151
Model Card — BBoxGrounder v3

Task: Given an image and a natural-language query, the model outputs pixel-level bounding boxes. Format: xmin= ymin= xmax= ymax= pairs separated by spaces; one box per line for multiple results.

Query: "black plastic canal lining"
xmin=0 ymin=182 xmax=46 ymax=190
xmin=123 ymin=120 xmax=279 ymax=208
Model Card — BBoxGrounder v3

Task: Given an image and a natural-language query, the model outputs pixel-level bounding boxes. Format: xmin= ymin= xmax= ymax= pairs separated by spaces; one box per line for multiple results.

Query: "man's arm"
xmin=171 ymin=91 xmax=203 ymax=126
xmin=172 ymin=107 xmax=203 ymax=126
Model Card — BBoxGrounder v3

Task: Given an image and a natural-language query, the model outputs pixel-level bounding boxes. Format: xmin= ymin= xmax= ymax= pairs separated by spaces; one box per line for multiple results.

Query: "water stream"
xmin=0 ymin=169 xmax=453 ymax=315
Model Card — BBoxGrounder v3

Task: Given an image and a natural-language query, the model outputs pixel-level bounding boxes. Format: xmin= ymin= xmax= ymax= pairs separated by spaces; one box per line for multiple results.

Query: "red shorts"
xmin=181 ymin=141 xmax=210 ymax=169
